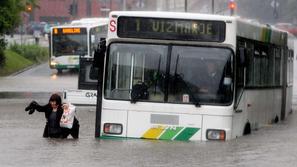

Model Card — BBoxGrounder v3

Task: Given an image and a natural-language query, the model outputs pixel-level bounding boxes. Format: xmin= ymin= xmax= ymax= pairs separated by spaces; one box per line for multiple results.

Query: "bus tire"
xmin=243 ymin=122 xmax=251 ymax=135
xmin=57 ymin=69 xmax=63 ymax=74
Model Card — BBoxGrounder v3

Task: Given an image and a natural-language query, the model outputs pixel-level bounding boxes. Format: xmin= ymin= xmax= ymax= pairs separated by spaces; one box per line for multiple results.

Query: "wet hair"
xmin=49 ymin=93 xmax=62 ymax=106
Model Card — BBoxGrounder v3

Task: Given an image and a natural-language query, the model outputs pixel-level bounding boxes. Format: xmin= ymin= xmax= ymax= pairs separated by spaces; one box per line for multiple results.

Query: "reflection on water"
xmin=50 ymin=73 xmax=58 ymax=80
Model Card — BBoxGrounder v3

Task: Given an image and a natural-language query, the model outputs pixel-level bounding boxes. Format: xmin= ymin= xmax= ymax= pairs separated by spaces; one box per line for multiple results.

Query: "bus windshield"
xmin=53 ymin=33 xmax=88 ymax=56
xmin=104 ymin=43 xmax=233 ymax=105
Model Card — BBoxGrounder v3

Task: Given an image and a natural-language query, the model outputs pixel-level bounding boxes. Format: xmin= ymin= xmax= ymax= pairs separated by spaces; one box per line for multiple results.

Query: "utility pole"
xmin=185 ymin=0 xmax=187 ymax=12
xmin=110 ymin=0 xmax=112 ymax=13
xmin=123 ymin=0 xmax=126 ymax=10
xmin=70 ymin=0 xmax=78 ymax=17
xmin=87 ymin=0 xmax=92 ymax=17
xmin=272 ymin=0 xmax=279 ymax=20
xmin=211 ymin=0 xmax=214 ymax=14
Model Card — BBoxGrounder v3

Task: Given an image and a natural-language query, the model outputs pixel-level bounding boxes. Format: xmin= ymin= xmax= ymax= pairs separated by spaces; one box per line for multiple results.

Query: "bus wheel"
xmin=243 ymin=122 xmax=251 ymax=135
xmin=57 ymin=69 xmax=63 ymax=74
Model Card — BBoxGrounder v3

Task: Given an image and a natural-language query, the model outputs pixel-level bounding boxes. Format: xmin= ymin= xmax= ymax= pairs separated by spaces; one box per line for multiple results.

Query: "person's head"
xmin=206 ymin=61 xmax=216 ymax=74
xmin=49 ymin=93 xmax=62 ymax=109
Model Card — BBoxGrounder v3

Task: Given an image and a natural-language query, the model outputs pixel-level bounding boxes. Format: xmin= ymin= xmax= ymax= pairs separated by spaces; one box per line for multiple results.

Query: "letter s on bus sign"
xmin=110 ymin=20 xmax=116 ymax=32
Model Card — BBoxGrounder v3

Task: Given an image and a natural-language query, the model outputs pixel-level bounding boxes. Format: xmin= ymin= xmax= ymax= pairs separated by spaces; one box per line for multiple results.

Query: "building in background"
xmin=25 ymin=0 xmax=234 ymax=25
xmin=28 ymin=0 xmax=113 ymax=23
xmin=26 ymin=0 xmax=159 ymax=24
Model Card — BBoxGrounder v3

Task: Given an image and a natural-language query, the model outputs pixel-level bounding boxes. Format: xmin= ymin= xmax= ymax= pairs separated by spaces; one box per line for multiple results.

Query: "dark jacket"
xmin=34 ymin=103 xmax=79 ymax=138
xmin=34 ymin=103 xmax=63 ymax=137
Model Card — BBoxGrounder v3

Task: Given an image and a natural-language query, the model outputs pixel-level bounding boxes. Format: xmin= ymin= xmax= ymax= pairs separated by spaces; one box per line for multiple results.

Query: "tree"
xmin=0 ymin=0 xmax=38 ymax=67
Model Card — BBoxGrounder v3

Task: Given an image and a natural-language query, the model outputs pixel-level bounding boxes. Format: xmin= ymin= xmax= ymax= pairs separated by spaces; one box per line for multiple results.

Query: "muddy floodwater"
xmin=1 ymin=98 xmax=297 ymax=167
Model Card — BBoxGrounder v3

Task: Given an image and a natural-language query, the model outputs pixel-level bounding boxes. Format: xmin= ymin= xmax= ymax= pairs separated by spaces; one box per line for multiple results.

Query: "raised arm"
xmin=25 ymin=101 xmax=49 ymax=114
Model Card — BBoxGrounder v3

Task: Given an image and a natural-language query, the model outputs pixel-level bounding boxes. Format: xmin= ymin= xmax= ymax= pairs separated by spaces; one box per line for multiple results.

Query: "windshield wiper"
xmin=174 ymin=74 xmax=201 ymax=107
xmin=174 ymin=55 xmax=200 ymax=107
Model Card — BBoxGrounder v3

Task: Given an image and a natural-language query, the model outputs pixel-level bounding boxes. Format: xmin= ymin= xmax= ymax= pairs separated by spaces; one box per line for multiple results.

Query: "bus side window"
xmin=238 ymin=47 xmax=246 ymax=66
xmin=235 ymin=46 xmax=246 ymax=108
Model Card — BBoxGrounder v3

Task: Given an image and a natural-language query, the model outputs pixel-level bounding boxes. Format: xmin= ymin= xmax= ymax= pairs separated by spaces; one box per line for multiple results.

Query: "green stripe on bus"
xmin=174 ymin=127 xmax=200 ymax=141
xmin=159 ymin=127 xmax=183 ymax=140
xmin=55 ymin=65 xmax=79 ymax=68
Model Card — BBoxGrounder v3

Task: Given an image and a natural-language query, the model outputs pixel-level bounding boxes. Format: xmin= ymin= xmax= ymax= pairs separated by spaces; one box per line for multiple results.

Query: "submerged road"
xmin=0 ymin=98 xmax=297 ymax=167
xmin=0 ymin=63 xmax=77 ymax=92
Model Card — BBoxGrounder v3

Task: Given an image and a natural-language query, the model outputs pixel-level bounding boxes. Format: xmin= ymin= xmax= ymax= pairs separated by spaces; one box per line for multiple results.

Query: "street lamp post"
xmin=123 ymin=0 xmax=126 ymax=10
xmin=211 ymin=0 xmax=214 ymax=14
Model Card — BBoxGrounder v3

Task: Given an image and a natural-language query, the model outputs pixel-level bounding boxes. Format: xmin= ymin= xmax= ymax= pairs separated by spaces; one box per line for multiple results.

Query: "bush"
xmin=0 ymin=50 xmax=5 ymax=68
xmin=0 ymin=38 xmax=7 ymax=67
xmin=9 ymin=43 xmax=48 ymax=63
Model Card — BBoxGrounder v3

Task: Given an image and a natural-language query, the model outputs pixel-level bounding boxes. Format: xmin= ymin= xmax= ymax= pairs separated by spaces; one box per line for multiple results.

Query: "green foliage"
xmin=0 ymin=49 xmax=33 ymax=76
xmin=0 ymin=0 xmax=38 ymax=69
xmin=0 ymin=0 xmax=23 ymax=35
xmin=0 ymin=38 xmax=6 ymax=67
xmin=9 ymin=43 xmax=48 ymax=63
xmin=0 ymin=0 xmax=39 ymax=58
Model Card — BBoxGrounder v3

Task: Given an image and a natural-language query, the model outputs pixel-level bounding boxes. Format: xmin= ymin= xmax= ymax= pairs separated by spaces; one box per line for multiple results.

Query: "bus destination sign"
xmin=53 ymin=28 xmax=87 ymax=35
xmin=117 ymin=17 xmax=226 ymax=42
xmin=62 ymin=28 xmax=81 ymax=34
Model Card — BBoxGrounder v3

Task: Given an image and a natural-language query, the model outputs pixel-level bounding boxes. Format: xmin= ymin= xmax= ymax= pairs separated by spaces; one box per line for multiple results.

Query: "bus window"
xmin=90 ymin=26 xmax=107 ymax=58
xmin=104 ymin=44 xmax=233 ymax=105
xmin=168 ymin=46 xmax=233 ymax=105
xmin=105 ymin=43 xmax=167 ymax=101
xmin=53 ymin=29 xmax=88 ymax=56
xmin=275 ymin=48 xmax=281 ymax=86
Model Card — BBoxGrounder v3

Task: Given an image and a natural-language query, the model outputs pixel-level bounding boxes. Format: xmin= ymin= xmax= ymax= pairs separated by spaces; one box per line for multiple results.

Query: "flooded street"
xmin=1 ymin=98 xmax=297 ymax=167
xmin=1 ymin=62 xmax=297 ymax=167
xmin=2 ymin=1 xmax=297 ymax=165
xmin=0 ymin=63 xmax=77 ymax=92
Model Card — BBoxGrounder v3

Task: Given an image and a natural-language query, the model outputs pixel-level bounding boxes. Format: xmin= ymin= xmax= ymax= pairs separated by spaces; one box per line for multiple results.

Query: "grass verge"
xmin=0 ymin=50 xmax=33 ymax=76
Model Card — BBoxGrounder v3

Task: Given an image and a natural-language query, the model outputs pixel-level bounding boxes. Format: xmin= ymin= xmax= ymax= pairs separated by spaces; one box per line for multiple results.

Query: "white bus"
xmin=50 ymin=18 xmax=108 ymax=105
xmin=49 ymin=18 xmax=108 ymax=73
xmin=93 ymin=11 xmax=294 ymax=141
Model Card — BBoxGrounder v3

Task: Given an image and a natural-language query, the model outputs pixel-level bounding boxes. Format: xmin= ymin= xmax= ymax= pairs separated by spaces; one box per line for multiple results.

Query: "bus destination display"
xmin=53 ymin=28 xmax=87 ymax=35
xmin=117 ymin=17 xmax=226 ymax=42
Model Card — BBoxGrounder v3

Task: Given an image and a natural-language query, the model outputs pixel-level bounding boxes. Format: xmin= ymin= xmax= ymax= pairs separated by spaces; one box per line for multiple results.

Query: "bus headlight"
xmin=103 ymin=123 xmax=123 ymax=134
xmin=51 ymin=58 xmax=59 ymax=66
xmin=50 ymin=60 xmax=58 ymax=66
xmin=206 ymin=129 xmax=226 ymax=140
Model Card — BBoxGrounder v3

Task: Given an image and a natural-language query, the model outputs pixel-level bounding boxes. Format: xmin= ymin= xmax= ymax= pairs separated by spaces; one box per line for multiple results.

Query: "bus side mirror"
xmin=93 ymin=38 xmax=106 ymax=67
xmin=90 ymin=38 xmax=106 ymax=81
xmin=238 ymin=48 xmax=246 ymax=66
xmin=98 ymin=38 xmax=106 ymax=56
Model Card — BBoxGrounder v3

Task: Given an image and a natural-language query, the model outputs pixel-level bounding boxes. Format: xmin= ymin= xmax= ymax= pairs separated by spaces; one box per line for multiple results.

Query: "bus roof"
xmin=51 ymin=18 xmax=108 ymax=30
xmin=71 ymin=17 xmax=109 ymax=26
xmin=110 ymin=11 xmax=234 ymax=21
xmin=110 ymin=11 xmax=290 ymax=46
